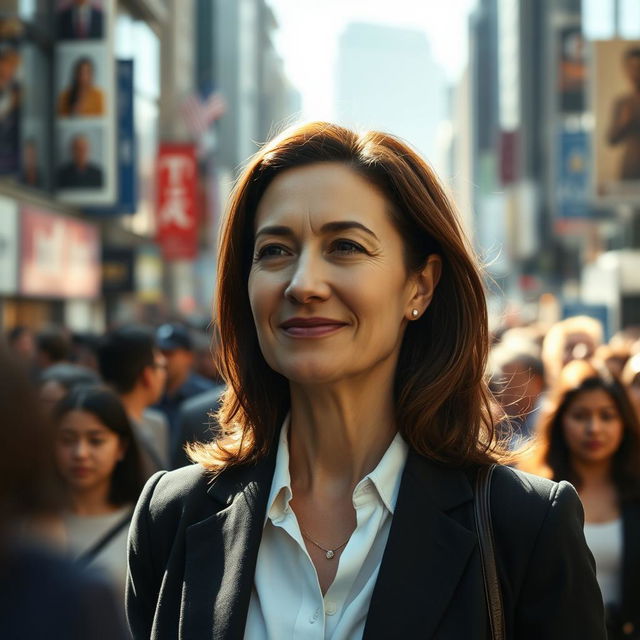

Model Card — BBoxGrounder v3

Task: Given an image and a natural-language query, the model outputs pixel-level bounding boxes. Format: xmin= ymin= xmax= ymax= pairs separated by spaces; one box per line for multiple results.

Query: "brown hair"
xmin=189 ymin=122 xmax=509 ymax=471
xmin=521 ymin=360 xmax=640 ymax=501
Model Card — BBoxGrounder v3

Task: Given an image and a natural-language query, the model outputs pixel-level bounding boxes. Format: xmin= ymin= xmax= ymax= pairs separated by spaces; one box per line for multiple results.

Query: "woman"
xmin=127 ymin=122 xmax=605 ymax=639
xmin=58 ymin=56 xmax=105 ymax=117
xmin=522 ymin=360 xmax=640 ymax=639
xmin=54 ymin=385 xmax=144 ymax=603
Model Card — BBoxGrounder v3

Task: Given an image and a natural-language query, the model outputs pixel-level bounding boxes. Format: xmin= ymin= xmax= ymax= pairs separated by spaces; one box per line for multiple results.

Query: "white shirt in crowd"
xmin=583 ymin=518 xmax=623 ymax=607
xmin=244 ymin=420 xmax=409 ymax=640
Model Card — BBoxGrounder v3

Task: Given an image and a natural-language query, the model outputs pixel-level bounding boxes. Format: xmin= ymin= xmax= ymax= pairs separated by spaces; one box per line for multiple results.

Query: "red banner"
xmin=156 ymin=144 xmax=198 ymax=260
xmin=20 ymin=207 xmax=100 ymax=298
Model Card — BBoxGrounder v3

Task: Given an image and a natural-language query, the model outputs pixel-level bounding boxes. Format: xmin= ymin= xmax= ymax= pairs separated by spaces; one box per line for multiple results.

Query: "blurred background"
xmin=0 ymin=0 xmax=639 ymax=337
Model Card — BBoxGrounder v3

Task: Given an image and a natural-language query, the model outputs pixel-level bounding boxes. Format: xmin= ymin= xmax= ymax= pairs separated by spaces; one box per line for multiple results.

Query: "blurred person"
xmin=541 ymin=315 xmax=603 ymax=387
xmin=71 ymin=331 xmax=101 ymax=371
xmin=36 ymin=326 xmax=72 ymax=371
xmin=595 ymin=343 xmax=631 ymax=379
xmin=58 ymin=56 xmax=105 ymax=117
xmin=6 ymin=325 xmax=35 ymax=364
xmin=521 ymin=360 xmax=640 ymax=638
xmin=57 ymin=0 xmax=104 ymax=40
xmin=622 ymin=353 xmax=640 ymax=420
xmin=152 ymin=322 xmax=215 ymax=451
xmin=53 ymin=385 xmax=145 ymax=606
xmin=490 ymin=345 xmax=545 ymax=446
xmin=191 ymin=328 xmax=224 ymax=383
xmin=608 ymin=47 xmax=640 ymax=181
xmin=39 ymin=362 xmax=101 ymax=413
xmin=0 ymin=42 xmax=20 ymax=173
xmin=0 ymin=344 xmax=128 ymax=639
xmin=57 ymin=133 xmax=103 ymax=188
xmin=98 ymin=326 xmax=170 ymax=476
xmin=610 ymin=326 xmax=640 ymax=355
xmin=128 ymin=122 xmax=604 ymax=638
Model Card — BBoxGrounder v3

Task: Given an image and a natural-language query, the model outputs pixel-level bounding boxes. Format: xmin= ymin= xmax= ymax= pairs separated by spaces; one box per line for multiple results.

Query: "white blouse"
xmin=243 ymin=421 xmax=409 ymax=640
xmin=583 ymin=518 xmax=623 ymax=606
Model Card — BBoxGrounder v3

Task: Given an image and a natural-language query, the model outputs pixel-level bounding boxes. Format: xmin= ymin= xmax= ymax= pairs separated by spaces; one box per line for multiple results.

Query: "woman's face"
xmin=561 ymin=388 xmax=624 ymax=467
xmin=77 ymin=61 xmax=93 ymax=87
xmin=55 ymin=409 xmax=124 ymax=494
xmin=248 ymin=162 xmax=439 ymax=385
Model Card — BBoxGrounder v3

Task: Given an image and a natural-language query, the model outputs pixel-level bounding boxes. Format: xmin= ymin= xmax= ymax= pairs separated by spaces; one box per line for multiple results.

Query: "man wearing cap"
xmin=153 ymin=323 xmax=215 ymax=461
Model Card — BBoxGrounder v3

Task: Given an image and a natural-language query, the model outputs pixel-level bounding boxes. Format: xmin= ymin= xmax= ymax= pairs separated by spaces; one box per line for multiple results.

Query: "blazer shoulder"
xmin=490 ymin=464 xmax=581 ymax=533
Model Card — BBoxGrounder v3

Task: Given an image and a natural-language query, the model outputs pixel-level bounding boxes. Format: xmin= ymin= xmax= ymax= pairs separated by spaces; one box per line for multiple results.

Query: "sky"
xmin=266 ymin=0 xmax=478 ymax=121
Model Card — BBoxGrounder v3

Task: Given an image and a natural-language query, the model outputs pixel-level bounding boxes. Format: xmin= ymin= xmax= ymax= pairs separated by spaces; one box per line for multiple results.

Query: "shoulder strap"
xmin=474 ymin=464 xmax=506 ymax=640
xmin=75 ymin=510 xmax=133 ymax=567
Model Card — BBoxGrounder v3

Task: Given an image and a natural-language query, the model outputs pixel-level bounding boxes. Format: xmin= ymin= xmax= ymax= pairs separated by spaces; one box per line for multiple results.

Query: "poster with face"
xmin=592 ymin=39 xmax=640 ymax=203
xmin=0 ymin=19 xmax=24 ymax=175
xmin=55 ymin=0 xmax=116 ymax=205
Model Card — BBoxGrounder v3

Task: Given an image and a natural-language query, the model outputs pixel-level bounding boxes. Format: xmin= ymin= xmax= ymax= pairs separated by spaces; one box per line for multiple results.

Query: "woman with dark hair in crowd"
xmin=0 ymin=344 xmax=128 ymax=639
xmin=57 ymin=56 xmax=105 ymax=117
xmin=522 ymin=359 xmax=640 ymax=639
xmin=54 ymin=385 xmax=144 ymax=603
xmin=127 ymin=122 xmax=605 ymax=639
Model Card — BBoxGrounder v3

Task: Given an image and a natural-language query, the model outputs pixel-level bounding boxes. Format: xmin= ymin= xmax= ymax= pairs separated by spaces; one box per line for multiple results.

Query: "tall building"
xmin=335 ymin=22 xmax=447 ymax=168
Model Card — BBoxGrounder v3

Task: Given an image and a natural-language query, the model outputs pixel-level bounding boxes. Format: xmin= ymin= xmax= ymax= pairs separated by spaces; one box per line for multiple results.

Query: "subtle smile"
xmin=279 ymin=317 xmax=348 ymax=338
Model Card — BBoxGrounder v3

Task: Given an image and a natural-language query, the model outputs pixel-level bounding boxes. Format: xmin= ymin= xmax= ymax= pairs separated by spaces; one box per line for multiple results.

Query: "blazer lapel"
xmin=180 ymin=450 xmax=277 ymax=640
xmin=363 ymin=451 xmax=477 ymax=639
xmin=621 ymin=501 xmax=640 ymax=615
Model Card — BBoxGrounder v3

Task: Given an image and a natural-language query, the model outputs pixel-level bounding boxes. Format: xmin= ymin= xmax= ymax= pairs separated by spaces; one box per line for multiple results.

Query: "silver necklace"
xmin=300 ymin=527 xmax=350 ymax=560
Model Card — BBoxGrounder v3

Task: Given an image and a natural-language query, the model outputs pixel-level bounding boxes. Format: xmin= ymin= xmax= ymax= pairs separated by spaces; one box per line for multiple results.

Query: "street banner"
xmin=557 ymin=128 xmax=590 ymax=218
xmin=86 ymin=59 xmax=137 ymax=215
xmin=156 ymin=144 xmax=199 ymax=260
xmin=592 ymin=39 xmax=640 ymax=204
xmin=557 ymin=25 xmax=586 ymax=113
xmin=54 ymin=0 xmax=117 ymax=205
xmin=20 ymin=207 xmax=100 ymax=298
xmin=0 ymin=196 xmax=18 ymax=294
xmin=102 ymin=246 xmax=135 ymax=294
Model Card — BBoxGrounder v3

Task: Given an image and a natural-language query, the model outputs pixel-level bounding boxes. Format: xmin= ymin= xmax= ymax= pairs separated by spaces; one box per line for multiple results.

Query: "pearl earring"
xmin=411 ymin=309 xmax=419 ymax=318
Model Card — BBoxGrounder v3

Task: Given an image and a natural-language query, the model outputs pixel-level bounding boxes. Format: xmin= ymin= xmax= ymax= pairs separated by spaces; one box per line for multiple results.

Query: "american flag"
xmin=181 ymin=91 xmax=227 ymax=137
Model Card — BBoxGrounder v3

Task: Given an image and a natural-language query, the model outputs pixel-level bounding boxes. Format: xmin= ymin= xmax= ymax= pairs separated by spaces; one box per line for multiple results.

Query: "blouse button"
xmin=623 ymin=622 xmax=635 ymax=635
xmin=325 ymin=602 xmax=337 ymax=616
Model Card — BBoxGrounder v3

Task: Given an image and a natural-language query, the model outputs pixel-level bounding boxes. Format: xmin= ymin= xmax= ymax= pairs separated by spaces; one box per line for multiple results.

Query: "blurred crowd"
xmin=1 ymin=313 xmax=640 ymax=636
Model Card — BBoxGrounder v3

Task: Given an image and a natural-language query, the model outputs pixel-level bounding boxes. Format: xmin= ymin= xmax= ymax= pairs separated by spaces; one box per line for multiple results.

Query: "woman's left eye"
xmin=331 ymin=239 xmax=366 ymax=255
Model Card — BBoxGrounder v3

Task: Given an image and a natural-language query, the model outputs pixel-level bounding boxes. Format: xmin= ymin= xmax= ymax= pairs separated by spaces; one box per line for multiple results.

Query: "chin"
xmin=272 ymin=357 xmax=349 ymax=386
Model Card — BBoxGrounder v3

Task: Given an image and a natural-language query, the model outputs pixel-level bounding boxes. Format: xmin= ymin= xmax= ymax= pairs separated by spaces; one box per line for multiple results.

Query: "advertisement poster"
xmin=592 ymin=39 xmax=640 ymax=203
xmin=557 ymin=128 xmax=590 ymax=219
xmin=0 ymin=18 xmax=24 ymax=175
xmin=558 ymin=25 xmax=586 ymax=113
xmin=20 ymin=207 xmax=100 ymax=298
xmin=55 ymin=0 xmax=117 ymax=205
xmin=156 ymin=144 xmax=199 ymax=260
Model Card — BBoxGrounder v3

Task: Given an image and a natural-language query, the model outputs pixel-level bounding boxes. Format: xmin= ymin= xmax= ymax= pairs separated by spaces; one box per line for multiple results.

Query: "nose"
xmin=585 ymin=416 xmax=603 ymax=435
xmin=284 ymin=249 xmax=331 ymax=304
xmin=72 ymin=439 xmax=90 ymax=459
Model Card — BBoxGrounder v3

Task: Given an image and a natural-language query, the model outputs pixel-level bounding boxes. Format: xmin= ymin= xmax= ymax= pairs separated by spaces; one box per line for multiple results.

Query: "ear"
xmin=140 ymin=365 xmax=154 ymax=389
xmin=406 ymin=254 xmax=442 ymax=320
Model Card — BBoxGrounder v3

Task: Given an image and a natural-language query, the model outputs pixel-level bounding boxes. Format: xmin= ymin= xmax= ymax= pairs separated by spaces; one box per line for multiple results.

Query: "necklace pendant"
xmin=325 ymin=550 xmax=335 ymax=559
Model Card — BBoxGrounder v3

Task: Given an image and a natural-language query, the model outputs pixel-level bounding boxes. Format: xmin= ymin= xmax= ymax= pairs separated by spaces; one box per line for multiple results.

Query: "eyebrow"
xmin=255 ymin=220 xmax=379 ymax=241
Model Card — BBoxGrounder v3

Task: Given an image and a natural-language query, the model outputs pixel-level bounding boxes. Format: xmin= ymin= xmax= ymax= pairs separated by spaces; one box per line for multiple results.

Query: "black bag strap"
xmin=76 ymin=510 xmax=133 ymax=567
xmin=474 ymin=464 xmax=506 ymax=640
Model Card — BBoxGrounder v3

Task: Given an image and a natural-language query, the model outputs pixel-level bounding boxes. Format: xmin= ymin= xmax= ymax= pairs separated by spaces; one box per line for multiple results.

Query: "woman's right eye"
xmin=255 ymin=244 xmax=290 ymax=260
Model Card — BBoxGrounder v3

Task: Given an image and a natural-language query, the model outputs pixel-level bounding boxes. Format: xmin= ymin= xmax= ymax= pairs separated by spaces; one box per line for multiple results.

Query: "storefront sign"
xmin=0 ymin=196 xmax=18 ymax=294
xmin=20 ymin=207 xmax=100 ymax=298
xmin=557 ymin=128 xmax=590 ymax=218
xmin=156 ymin=143 xmax=198 ymax=260
xmin=102 ymin=246 xmax=134 ymax=293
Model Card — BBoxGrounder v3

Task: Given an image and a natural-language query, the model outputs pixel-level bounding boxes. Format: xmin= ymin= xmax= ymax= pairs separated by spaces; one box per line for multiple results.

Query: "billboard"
xmin=557 ymin=25 xmax=586 ymax=113
xmin=54 ymin=0 xmax=117 ymax=205
xmin=592 ymin=39 xmax=640 ymax=203
xmin=557 ymin=128 xmax=590 ymax=219
xmin=156 ymin=144 xmax=199 ymax=260
xmin=20 ymin=207 xmax=100 ymax=298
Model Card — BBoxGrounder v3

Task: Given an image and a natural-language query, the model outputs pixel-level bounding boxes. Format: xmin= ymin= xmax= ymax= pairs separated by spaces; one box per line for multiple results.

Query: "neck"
xmin=288 ymin=362 xmax=398 ymax=499
xmin=67 ymin=482 xmax=115 ymax=516
xmin=572 ymin=458 xmax=614 ymax=489
xmin=120 ymin=388 xmax=147 ymax=422
xmin=167 ymin=370 xmax=189 ymax=396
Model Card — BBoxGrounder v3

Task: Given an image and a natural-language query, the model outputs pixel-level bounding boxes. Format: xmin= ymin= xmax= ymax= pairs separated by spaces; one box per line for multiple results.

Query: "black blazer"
xmin=607 ymin=501 xmax=640 ymax=639
xmin=126 ymin=449 xmax=606 ymax=639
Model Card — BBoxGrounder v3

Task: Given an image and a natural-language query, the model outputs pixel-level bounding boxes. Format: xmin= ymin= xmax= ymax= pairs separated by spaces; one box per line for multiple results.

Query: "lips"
xmin=279 ymin=317 xmax=347 ymax=337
